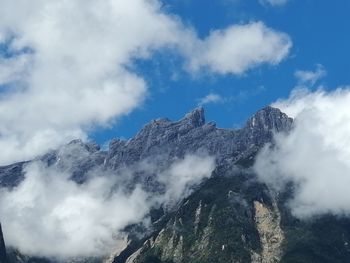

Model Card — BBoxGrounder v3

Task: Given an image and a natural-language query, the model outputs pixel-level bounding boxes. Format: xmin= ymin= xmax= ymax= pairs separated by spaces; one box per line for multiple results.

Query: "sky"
xmin=0 ymin=0 xmax=349 ymax=163
xmin=91 ymin=0 xmax=350 ymax=143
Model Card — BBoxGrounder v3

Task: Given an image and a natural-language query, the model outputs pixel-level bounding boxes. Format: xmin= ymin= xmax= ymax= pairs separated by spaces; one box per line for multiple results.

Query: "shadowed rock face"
xmin=0 ymin=223 xmax=6 ymax=263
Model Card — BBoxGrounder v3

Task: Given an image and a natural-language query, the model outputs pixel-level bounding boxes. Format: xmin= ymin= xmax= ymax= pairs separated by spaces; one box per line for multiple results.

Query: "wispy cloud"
xmin=197 ymin=86 xmax=266 ymax=107
xmin=259 ymin=0 xmax=289 ymax=7
xmin=197 ymin=93 xmax=223 ymax=106
xmin=294 ymin=64 xmax=327 ymax=86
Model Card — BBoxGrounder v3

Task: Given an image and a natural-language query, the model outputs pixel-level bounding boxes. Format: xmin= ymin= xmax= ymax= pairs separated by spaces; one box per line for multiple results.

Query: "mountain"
xmin=1 ymin=106 xmax=350 ymax=263
xmin=0 ymin=106 xmax=291 ymax=190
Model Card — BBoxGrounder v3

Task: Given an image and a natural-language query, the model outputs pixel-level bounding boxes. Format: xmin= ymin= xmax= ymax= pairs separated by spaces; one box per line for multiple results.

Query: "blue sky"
xmin=92 ymin=0 xmax=350 ymax=143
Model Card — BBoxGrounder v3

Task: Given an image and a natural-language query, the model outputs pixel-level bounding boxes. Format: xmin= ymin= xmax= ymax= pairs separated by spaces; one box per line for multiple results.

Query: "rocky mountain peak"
xmin=134 ymin=107 xmax=205 ymax=140
xmin=182 ymin=107 xmax=205 ymax=127
xmin=67 ymin=139 xmax=101 ymax=153
xmin=246 ymin=106 xmax=293 ymax=133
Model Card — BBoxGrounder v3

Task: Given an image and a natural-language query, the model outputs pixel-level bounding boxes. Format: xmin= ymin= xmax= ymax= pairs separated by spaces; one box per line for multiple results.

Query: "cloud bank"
xmin=0 ymin=153 xmax=215 ymax=258
xmin=255 ymin=87 xmax=350 ymax=218
xmin=0 ymin=0 xmax=292 ymax=165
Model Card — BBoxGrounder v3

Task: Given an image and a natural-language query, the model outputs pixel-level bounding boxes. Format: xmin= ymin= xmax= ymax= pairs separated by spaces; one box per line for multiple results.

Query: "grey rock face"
xmin=245 ymin=105 xmax=293 ymax=143
xmin=0 ymin=106 xmax=292 ymax=189
xmin=0 ymin=162 xmax=26 ymax=188
xmin=106 ymin=106 xmax=292 ymax=170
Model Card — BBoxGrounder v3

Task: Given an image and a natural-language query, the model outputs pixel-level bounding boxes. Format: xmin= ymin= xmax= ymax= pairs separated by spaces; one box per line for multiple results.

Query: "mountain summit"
xmin=246 ymin=106 xmax=292 ymax=132
xmin=183 ymin=107 xmax=206 ymax=127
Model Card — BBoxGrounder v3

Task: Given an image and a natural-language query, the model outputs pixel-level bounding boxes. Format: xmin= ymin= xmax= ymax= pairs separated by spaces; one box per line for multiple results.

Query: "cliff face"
xmin=117 ymin=163 xmax=277 ymax=263
xmin=0 ymin=223 xmax=6 ymax=263
xmin=117 ymin=166 xmax=350 ymax=263
xmin=252 ymin=200 xmax=284 ymax=263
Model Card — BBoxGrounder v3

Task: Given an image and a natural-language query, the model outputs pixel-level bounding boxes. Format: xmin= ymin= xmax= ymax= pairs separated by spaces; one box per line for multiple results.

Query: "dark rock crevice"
xmin=0 ymin=223 xmax=7 ymax=263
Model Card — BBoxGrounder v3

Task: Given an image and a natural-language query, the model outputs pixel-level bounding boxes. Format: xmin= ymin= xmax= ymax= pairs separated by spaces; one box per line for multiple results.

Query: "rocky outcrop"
xmin=246 ymin=106 xmax=292 ymax=134
xmin=0 ymin=223 xmax=7 ymax=263
xmin=253 ymin=201 xmax=284 ymax=263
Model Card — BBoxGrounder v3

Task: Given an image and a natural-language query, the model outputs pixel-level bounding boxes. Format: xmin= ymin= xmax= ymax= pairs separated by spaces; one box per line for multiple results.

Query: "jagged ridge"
xmin=0 ymin=106 xmax=292 ymax=188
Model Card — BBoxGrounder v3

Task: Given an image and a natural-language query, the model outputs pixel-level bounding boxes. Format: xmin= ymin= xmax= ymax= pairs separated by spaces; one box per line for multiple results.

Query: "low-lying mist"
xmin=0 ymin=153 xmax=215 ymax=259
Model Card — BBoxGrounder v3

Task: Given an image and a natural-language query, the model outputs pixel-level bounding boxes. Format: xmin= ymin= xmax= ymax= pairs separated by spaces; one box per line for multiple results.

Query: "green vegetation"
xmin=131 ymin=161 xmax=350 ymax=263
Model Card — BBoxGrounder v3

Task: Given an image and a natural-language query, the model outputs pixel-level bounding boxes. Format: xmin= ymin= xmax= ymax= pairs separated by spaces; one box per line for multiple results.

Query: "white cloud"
xmin=295 ymin=64 xmax=327 ymax=86
xmin=197 ymin=93 xmax=223 ymax=106
xmin=0 ymin=154 xmax=215 ymax=258
xmin=259 ymin=0 xmax=289 ymax=6
xmin=0 ymin=1 xmax=292 ymax=165
xmin=188 ymin=22 xmax=292 ymax=75
xmin=196 ymin=87 xmax=266 ymax=107
xmin=160 ymin=154 xmax=215 ymax=205
xmin=255 ymin=87 xmax=350 ymax=218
